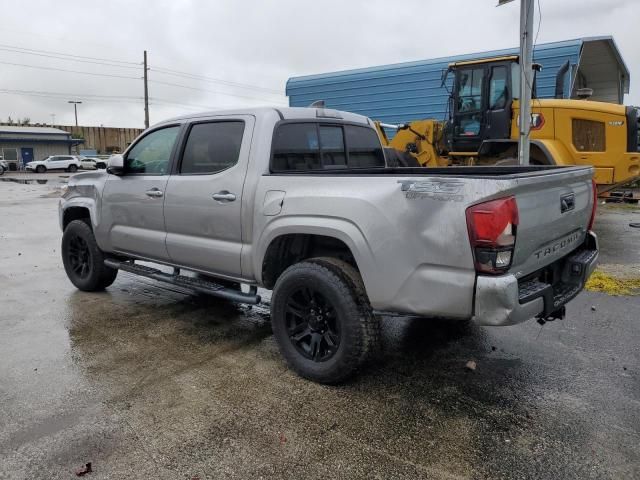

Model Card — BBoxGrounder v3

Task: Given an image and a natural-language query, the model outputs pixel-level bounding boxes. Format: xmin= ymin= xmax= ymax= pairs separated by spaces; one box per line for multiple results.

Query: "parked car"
xmin=59 ymin=107 xmax=599 ymax=383
xmin=26 ymin=155 xmax=82 ymax=173
xmin=79 ymin=157 xmax=108 ymax=170
xmin=79 ymin=157 xmax=97 ymax=170
xmin=0 ymin=159 xmax=8 ymax=175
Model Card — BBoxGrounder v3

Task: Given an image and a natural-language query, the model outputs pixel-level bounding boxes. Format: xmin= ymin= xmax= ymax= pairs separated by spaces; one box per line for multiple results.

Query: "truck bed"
xmin=257 ymin=164 xmax=595 ymax=318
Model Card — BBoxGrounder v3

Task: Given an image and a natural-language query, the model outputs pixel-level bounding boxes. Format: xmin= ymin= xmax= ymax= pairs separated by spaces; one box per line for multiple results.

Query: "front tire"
xmin=67 ymin=164 xmax=78 ymax=173
xmin=0 ymin=166 xmax=4 ymax=175
xmin=36 ymin=165 xmax=46 ymax=173
xmin=271 ymin=257 xmax=380 ymax=384
xmin=62 ymin=220 xmax=118 ymax=291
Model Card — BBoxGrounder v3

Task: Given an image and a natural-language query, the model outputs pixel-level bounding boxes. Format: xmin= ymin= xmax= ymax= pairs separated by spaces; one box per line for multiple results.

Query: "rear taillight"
xmin=466 ymin=196 xmax=519 ymax=275
xmin=588 ymin=179 xmax=597 ymax=231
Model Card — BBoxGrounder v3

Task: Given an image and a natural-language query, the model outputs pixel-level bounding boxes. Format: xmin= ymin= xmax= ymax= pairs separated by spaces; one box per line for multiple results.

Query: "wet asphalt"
xmin=0 ymin=175 xmax=639 ymax=479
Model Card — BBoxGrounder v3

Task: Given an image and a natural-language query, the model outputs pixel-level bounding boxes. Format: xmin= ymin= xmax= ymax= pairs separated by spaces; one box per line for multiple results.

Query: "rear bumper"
xmin=473 ymin=231 xmax=598 ymax=326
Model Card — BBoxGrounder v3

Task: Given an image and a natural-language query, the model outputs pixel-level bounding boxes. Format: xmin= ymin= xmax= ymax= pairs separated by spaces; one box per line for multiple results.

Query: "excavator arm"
xmin=374 ymin=120 xmax=449 ymax=167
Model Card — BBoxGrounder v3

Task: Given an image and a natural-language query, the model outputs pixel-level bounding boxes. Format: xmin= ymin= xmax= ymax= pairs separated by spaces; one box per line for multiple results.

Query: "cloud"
xmin=0 ymin=0 xmax=637 ymax=128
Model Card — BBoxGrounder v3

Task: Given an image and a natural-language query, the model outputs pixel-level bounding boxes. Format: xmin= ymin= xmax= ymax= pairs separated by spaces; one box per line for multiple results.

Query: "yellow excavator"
xmin=375 ymin=55 xmax=640 ymax=193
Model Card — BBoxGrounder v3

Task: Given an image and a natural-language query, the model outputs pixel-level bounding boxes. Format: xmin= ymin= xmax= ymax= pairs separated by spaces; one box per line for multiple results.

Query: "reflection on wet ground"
xmin=0 ymin=177 xmax=52 ymax=184
xmin=1 ymin=181 xmax=639 ymax=479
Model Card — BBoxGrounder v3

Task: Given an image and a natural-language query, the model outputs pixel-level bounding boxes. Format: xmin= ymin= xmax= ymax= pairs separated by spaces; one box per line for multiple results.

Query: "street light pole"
xmin=68 ymin=100 xmax=82 ymax=127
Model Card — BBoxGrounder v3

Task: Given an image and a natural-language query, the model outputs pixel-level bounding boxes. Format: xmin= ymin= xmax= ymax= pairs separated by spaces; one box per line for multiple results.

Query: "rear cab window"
xmin=271 ymin=122 xmax=385 ymax=172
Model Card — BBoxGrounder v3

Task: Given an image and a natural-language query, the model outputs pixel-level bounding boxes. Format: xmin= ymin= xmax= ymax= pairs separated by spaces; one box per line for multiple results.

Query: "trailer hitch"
xmin=536 ymin=306 xmax=566 ymax=325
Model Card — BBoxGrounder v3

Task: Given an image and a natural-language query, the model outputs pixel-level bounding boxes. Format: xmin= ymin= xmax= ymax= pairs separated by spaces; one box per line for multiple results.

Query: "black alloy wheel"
xmin=285 ymin=286 xmax=340 ymax=362
xmin=67 ymin=234 xmax=92 ymax=280
xmin=61 ymin=219 xmax=118 ymax=291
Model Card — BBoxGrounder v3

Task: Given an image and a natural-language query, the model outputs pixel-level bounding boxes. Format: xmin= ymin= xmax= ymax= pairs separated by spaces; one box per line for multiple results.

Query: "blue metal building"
xmin=286 ymin=36 xmax=630 ymax=125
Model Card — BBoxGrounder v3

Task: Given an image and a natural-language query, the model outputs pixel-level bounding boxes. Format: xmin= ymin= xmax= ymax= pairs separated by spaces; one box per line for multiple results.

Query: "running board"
xmin=104 ymin=259 xmax=261 ymax=304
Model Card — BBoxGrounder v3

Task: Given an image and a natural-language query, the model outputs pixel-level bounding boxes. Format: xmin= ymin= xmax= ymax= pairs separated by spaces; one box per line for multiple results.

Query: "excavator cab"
xmin=445 ymin=56 xmax=538 ymax=153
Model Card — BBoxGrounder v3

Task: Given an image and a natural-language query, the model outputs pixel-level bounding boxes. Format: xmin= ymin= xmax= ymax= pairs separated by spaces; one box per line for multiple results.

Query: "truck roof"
xmin=159 ymin=107 xmax=372 ymax=127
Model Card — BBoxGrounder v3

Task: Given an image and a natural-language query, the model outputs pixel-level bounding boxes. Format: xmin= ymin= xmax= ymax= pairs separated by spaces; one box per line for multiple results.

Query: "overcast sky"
xmin=0 ymin=0 xmax=637 ymax=128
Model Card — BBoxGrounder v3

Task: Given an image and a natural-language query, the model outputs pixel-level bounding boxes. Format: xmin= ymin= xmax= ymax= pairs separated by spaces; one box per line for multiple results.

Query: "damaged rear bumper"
xmin=473 ymin=231 xmax=598 ymax=326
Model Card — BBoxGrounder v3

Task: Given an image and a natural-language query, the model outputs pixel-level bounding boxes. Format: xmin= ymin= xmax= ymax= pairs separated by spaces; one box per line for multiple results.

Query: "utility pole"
xmin=498 ymin=0 xmax=534 ymax=166
xmin=517 ymin=0 xmax=534 ymax=165
xmin=143 ymin=50 xmax=149 ymax=129
xmin=68 ymin=100 xmax=82 ymax=127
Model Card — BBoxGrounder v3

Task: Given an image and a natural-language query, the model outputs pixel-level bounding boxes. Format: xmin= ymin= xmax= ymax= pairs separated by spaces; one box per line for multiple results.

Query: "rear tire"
xmin=0 ymin=166 xmax=4 ymax=175
xmin=271 ymin=257 xmax=380 ymax=384
xmin=68 ymin=164 xmax=78 ymax=173
xmin=36 ymin=165 xmax=46 ymax=173
xmin=62 ymin=220 xmax=118 ymax=291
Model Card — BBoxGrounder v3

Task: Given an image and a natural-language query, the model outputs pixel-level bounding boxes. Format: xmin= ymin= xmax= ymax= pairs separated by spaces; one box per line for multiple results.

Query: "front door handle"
xmin=212 ymin=191 xmax=236 ymax=202
xmin=145 ymin=188 xmax=164 ymax=198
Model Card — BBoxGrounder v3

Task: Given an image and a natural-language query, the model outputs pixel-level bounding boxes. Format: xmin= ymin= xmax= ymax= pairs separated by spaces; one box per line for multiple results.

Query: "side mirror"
xmin=107 ymin=154 xmax=125 ymax=175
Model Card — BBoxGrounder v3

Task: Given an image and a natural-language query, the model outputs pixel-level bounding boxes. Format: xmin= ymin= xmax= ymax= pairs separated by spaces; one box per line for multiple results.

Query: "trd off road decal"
xmin=398 ymin=180 xmax=464 ymax=201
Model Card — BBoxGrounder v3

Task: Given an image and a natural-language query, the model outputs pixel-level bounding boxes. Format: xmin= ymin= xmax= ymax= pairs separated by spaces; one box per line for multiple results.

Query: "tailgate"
xmin=508 ymin=167 xmax=594 ymax=277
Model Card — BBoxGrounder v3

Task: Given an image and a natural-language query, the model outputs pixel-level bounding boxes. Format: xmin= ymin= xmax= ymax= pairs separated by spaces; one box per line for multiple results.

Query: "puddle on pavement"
xmin=0 ymin=177 xmax=68 ymax=185
xmin=1 ymin=178 xmax=49 ymax=184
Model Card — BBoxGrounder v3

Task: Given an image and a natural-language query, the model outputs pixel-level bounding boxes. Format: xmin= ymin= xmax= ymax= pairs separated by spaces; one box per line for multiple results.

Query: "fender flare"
xmin=59 ymin=197 xmax=98 ymax=231
xmin=251 ymin=215 xmax=378 ymax=292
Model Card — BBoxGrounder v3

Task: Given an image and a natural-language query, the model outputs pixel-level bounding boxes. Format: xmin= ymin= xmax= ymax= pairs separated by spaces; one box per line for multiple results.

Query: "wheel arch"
xmin=478 ymin=139 xmax=561 ymax=165
xmin=62 ymin=206 xmax=91 ymax=231
xmin=60 ymin=198 xmax=98 ymax=232
xmin=254 ymin=219 xmax=375 ymax=291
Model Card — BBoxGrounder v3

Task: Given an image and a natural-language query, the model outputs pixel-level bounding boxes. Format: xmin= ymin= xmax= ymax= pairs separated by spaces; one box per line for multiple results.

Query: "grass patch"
xmin=585 ymin=270 xmax=640 ymax=296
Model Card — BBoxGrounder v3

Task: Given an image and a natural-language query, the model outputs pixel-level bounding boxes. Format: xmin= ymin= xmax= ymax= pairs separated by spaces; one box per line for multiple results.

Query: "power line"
xmin=0 ymin=89 xmax=221 ymax=111
xmin=150 ymin=66 xmax=282 ymax=94
xmin=0 ymin=88 xmax=142 ymax=100
xmin=0 ymin=60 xmax=141 ymax=79
xmin=0 ymin=43 xmax=139 ymax=65
xmin=149 ymin=79 xmax=286 ymax=104
xmin=0 ymin=89 xmax=144 ymax=104
xmin=0 ymin=46 xmax=142 ymax=70
xmin=150 ymin=97 xmax=218 ymax=110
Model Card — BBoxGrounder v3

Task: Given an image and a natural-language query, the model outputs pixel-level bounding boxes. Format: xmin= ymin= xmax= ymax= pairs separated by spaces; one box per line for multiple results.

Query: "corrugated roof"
xmin=0 ymin=126 xmax=71 ymax=135
xmin=286 ymin=37 xmax=627 ymax=125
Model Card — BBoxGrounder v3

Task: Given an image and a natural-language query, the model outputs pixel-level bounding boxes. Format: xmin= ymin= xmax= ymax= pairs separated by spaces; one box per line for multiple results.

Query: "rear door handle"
xmin=212 ymin=191 xmax=236 ymax=202
xmin=145 ymin=188 xmax=164 ymax=198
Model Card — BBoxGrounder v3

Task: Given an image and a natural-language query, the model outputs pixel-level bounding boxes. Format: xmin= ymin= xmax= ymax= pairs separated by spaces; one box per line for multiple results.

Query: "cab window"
xmin=457 ymin=68 xmax=484 ymax=113
xmin=180 ymin=121 xmax=245 ymax=174
xmin=319 ymin=125 xmax=346 ymax=167
xmin=272 ymin=123 xmax=321 ymax=171
xmin=489 ymin=66 xmax=508 ymax=110
xmin=125 ymin=126 xmax=180 ymax=175
xmin=344 ymin=125 xmax=384 ymax=167
xmin=271 ymin=123 xmax=384 ymax=171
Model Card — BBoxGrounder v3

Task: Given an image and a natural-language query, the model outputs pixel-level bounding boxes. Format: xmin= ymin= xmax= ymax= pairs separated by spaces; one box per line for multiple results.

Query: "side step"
xmin=104 ymin=259 xmax=261 ymax=304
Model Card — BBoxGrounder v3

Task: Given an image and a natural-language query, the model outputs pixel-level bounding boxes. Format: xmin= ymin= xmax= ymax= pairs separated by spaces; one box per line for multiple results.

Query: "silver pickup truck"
xmin=59 ymin=107 xmax=598 ymax=383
